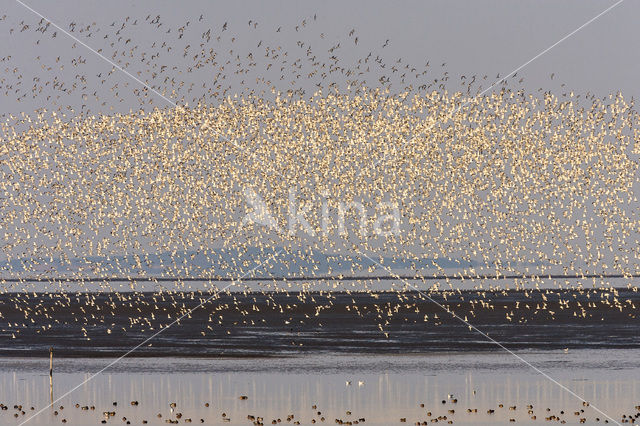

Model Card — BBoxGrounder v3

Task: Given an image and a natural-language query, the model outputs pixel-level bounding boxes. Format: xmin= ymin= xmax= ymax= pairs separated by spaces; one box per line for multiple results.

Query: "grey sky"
xmin=1 ymin=0 xmax=639 ymax=291
xmin=2 ymin=0 xmax=638 ymax=117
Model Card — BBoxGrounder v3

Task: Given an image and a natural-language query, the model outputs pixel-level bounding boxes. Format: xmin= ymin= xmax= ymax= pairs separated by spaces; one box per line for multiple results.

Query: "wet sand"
xmin=1 ymin=350 xmax=639 ymax=425
xmin=1 ymin=289 xmax=639 ymax=357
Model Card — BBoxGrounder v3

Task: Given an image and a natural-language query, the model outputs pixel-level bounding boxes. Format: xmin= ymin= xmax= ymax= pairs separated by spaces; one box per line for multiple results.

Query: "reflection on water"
xmin=0 ymin=350 xmax=638 ymax=425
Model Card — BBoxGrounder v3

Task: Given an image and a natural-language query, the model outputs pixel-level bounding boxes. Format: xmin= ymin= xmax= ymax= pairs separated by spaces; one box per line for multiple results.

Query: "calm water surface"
xmin=0 ymin=350 xmax=638 ymax=425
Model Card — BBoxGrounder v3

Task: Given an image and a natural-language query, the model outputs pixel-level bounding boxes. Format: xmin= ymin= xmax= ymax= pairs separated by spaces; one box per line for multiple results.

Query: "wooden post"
xmin=49 ymin=347 xmax=53 ymax=403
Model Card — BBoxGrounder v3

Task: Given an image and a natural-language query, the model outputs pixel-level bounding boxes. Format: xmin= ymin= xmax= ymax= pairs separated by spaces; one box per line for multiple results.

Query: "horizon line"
xmin=0 ymin=273 xmax=638 ymax=283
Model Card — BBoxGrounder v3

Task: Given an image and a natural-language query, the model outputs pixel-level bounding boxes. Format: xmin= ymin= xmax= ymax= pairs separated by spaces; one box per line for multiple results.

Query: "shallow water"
xmin=1 ymin=350 xmax=638 ymax=425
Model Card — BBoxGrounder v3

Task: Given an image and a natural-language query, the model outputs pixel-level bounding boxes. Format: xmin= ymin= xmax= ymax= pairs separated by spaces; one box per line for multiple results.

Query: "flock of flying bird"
xmin=0 ymin=11 xmax=639 ymax=346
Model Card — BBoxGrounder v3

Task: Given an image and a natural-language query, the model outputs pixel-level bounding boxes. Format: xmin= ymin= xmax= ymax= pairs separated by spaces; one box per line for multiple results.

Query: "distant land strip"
xmin=0 ymin=273 xmax=638 ymax=283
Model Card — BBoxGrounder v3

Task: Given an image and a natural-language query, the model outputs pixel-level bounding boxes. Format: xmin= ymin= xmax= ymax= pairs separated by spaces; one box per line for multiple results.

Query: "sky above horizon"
xmin=1 ymin=0 xmax=640 ymax=291
xmin=2 ymin=0 xmax=639 ymax=116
